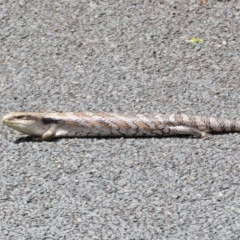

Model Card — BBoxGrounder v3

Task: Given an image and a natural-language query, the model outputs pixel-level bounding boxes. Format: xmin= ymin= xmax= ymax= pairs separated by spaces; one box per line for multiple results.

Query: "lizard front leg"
xmin=31 ymin=125 xmax=57 ymax=141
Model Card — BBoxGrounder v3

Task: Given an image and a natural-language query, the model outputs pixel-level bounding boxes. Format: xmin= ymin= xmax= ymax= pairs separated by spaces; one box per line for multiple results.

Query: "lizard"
xmin=2 ymin=112 xmax=240 ymax=141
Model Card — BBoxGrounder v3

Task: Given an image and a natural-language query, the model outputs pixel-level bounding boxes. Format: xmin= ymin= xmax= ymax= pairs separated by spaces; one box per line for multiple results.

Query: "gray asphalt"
xmin=1 ymin=1 xmax=240 ymax=239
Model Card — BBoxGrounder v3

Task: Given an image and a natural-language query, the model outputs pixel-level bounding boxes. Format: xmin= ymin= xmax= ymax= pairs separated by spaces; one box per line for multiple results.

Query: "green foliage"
xmin=188 ymin=37 xmax=203 ymax=43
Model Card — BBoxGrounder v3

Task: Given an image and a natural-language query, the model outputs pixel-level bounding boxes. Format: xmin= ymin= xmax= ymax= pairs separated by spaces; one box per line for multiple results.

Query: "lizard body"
xmin=2 ymin=112 xmax=240 ymax=141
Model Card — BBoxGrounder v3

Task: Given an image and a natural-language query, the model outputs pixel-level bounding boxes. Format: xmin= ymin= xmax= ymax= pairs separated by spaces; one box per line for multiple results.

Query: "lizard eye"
xmin=16 ymin=116 xmax=26 ymax=119
xmin=16 ymin=115 xmax=37 ymax=120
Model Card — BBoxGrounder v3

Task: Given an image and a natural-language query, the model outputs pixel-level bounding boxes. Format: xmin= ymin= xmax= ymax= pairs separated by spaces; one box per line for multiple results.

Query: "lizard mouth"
xmin=2 ymin=120 xmax=29 ymax=127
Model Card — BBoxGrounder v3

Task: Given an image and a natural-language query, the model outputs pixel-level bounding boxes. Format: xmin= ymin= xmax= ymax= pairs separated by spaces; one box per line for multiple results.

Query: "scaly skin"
xmin=2 ymin=112 xmax=240 ymax=141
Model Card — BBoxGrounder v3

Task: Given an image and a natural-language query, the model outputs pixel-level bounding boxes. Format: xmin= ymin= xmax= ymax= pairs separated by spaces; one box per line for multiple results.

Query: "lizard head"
xmin=2 ymin=112 xmax=46 ymax=136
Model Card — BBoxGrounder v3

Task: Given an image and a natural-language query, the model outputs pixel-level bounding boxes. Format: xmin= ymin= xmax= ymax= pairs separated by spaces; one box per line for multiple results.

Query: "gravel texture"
xmin=1 ymin=0 xmax=240 ymax=239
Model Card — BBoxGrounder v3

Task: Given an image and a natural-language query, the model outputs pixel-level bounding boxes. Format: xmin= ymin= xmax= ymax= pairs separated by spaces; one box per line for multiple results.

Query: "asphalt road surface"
xmin=1 ymin=1 xmax=240 ymax=239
